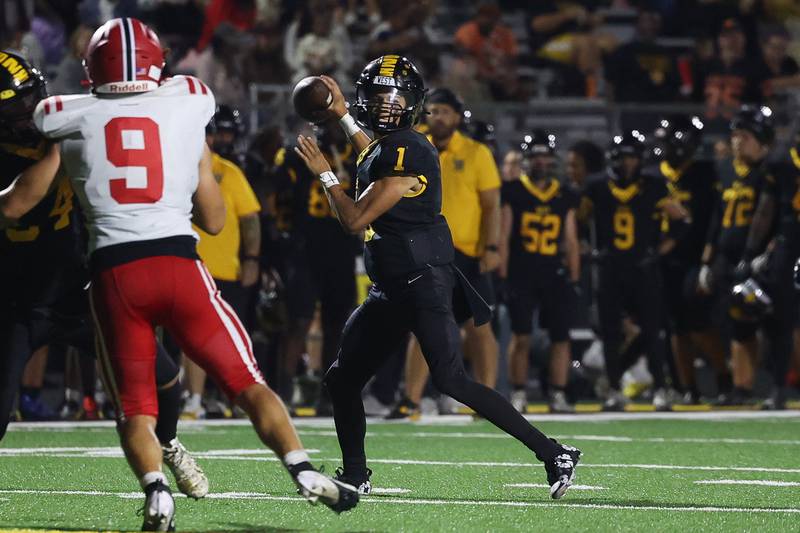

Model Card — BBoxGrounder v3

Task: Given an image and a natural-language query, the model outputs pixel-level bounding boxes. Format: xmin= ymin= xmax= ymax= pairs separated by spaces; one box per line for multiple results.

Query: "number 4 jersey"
xmin=33 ymin=76 xmax=215 ymax=257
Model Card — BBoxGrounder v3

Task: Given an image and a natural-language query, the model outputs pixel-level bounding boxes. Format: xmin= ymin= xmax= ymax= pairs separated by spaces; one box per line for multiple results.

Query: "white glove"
xmin=698 ymin=264 xmax=713 ymax=292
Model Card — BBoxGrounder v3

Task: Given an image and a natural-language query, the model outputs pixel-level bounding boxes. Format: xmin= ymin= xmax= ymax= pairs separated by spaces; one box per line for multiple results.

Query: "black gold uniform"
xmin=503 ymin=175 xmax=579 ymax=339
xmin=0 ymin=142 xmax=85 ymax=437
xmin=657 ymin=160 xmax=717 ymax=333
xmin=325 ymin=129 xmax=561 ymax=478
xmin=706 ymin=157 xmax=774 ymax=340
xmin=745 ymin=150 xmax=800 ymax=388
xmin=0 ymin=145 xmax=181 ymax=439
xmin=272 ymin=146 xmax=358 ymax=368
xmin=583 ymin=171 xmax=671 ymax=390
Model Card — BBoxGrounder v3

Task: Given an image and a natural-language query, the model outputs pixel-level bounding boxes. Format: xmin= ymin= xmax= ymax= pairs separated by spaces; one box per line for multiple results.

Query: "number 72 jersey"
xmin=33 ymin=76 xmax=215 ymax=253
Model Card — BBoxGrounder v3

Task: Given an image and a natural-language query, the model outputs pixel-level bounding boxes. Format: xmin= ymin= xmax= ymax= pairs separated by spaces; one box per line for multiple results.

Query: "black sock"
xmin=20 ymin=387 xmax=39 ymax=398
xmin=549 ymin=385 xmax=565 ymax=394
xmin=343 ymin=456 xmax=368 ymax=478
xmin=513 ymin=384 xmax=526 ymax=392
xmin=286 ymin=461 xmax=314 ymax=478
xmin=155 ymin=380 xmax=182 ymax=445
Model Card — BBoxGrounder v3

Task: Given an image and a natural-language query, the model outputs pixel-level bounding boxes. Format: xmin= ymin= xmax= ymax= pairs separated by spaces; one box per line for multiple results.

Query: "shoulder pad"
xmin=34 ymin=94 xmax=94 ymax=139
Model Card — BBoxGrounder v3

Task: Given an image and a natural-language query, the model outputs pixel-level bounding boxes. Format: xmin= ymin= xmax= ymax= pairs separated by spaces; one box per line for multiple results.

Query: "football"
xmin=292 ymin=76 xmax=333 ymax=124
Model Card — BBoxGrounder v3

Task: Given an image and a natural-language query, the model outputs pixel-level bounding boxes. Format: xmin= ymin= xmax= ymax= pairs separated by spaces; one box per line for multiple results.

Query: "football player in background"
xmin=651 ymin=115 xmax=732 ymax=404
xmin=182 ymin=104 xmax=262 ymax=420
xmin=581 ymin=131 xmax=689 ymax=411
xmin=732 ymin=112 xmax=797 ymax=409
xmin=293 ymin=55 xmax=581 ymax=500
xmin=271 ymin=122 xmax=358 ymax=414
xmin=500 ymin=131 xmax=580 ymax=413
xmin=698 ymin=106 xmax=775 ymax=405
xmin=0 ymin=19 xmax=357 ymax=530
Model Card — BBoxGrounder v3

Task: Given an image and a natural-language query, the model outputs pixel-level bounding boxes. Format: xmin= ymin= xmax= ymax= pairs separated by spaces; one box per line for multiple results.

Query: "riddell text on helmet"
xmin=108 ymin=82 xmax=154 ymax=93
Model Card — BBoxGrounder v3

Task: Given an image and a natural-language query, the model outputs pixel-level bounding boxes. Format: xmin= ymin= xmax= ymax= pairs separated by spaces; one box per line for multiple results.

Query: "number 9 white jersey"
xmin=33 ymin=75 xmax=216 ymax=253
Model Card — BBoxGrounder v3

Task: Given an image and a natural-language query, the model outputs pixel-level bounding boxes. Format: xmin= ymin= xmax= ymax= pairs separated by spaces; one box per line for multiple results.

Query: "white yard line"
xmin=369 ymin=488 xmax=412 ymax=494
xmin=0 ymin=489 xmax=797 ymax=514
xmin=5 ymin=410 xmax=800 ymax=432
xmin=2 ymin=448 xmax=800 ymax=475
xmin=694 ymin=480 xmax=800 ymax=487
xmin=505 ymin=483 xmax=607 ymax=490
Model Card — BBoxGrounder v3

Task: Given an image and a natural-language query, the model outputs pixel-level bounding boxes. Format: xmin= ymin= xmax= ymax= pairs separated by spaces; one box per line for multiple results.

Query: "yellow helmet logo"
xmin=0 ymin=89 xmax=15 ymax=100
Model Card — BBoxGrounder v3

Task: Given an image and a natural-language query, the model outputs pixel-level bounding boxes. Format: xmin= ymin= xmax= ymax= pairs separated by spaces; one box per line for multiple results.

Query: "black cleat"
xmin=335 ymin=467 xmax=372 ymax=495
xmin=544 ymin=442 xmax=582 ymax=500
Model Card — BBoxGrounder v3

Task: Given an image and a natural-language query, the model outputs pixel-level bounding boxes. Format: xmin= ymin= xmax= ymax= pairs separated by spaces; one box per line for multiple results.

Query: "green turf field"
xmin=1 ymin=412 xmax=799 ymax=532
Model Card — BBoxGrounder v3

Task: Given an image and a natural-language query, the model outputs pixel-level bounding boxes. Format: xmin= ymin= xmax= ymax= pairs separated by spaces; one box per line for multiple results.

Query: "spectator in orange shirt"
xmin=455 ymin=3 xmax=520 ymax=100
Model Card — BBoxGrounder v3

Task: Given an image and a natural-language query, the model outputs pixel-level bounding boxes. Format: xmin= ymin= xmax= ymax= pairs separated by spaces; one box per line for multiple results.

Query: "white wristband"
xmin=339 ymin=113 xmax=361 ymax=138
xmin=319 ymin=171 xmax=340 ymax=189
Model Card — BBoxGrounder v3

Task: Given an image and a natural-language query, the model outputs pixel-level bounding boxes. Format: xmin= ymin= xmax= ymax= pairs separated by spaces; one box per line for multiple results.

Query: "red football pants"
xmin=90 ymin=256 xmax=264 ymax=419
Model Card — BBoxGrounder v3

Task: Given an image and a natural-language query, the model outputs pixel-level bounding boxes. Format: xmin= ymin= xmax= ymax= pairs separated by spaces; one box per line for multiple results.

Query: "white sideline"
xmin=5 ymin=409 xmax=800 ymax=431
xmin=0 ymin=489 xmax=797 ymax=514
xmin=694 ymin=480 xmax=800 ymax=487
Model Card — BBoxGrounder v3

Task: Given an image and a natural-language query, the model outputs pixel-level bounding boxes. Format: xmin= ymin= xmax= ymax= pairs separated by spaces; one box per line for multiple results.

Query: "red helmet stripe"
xmin=186 ymin=77 xmax=197 ymax=94
xmin=199 ymin=81 xmax=208 ymax=95
xmin=55 ymin=96 xmax=63 ymax=111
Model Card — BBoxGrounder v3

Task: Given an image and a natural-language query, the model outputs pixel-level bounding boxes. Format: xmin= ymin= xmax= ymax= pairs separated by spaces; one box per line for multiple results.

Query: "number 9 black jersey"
xmin=582 ymin=171 xmax=671 ymax=259
xmin=502 ymin=176 xmax=579 ymax=279
xmin=357 ymin=129 xmax=450 ymax=281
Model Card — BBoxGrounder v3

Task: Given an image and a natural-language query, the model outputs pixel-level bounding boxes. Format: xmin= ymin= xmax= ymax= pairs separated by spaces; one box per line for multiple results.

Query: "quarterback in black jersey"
xmin=294 ymin=56 xmax=581 ymax=499
xmin=732 ymin=122 xmax=800 ymax=409
xmin=501 ymin=131 xmax=580 ymax=414
xmin=0 ymin=51 xmax=208 ymax=499
xmin=271 ymin=123 xmax=358 ymax=410
xmin=581 ymin=131 xmax=689 ymax=411
xmin=698 ymin=106 xmax=776 ymax=404
xmin=650 ymin=115 xmax=731 ymax=403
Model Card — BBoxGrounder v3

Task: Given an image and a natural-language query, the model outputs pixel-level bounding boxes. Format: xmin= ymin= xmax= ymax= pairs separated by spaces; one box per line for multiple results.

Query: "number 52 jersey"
xmin=33 ymin=76 xmax=216 ymax=254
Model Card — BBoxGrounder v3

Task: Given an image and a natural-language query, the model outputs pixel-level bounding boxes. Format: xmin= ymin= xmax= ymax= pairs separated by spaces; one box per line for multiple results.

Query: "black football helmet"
xmin=207 ymin=104 xmax=244 ymax=159
xmin=354 ymin=55 xmax=426 ymax=133
xmin=461 ymin=109 xmax=496 ymax=151
xmin=521 ymin=130 xmax=557 ymax=180
xmin=0 ymin=51 xmax=47 ymax=146
xmin=520 ymin=129 xmax=557 ymax=156
xmin=607 ymin=130 xmax=646 ymax=182
xmin=730 ymin=105 xmax=774 ymax=145
xmin=651 ymin=115 xmax=704 ymax=167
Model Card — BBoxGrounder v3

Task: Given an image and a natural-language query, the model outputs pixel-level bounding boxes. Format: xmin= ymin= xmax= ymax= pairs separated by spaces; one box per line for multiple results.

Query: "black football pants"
xmin=324 ymin=264 xmax=561 ymax=477
xmin=597 ymin=260 xmax=667 ymax=391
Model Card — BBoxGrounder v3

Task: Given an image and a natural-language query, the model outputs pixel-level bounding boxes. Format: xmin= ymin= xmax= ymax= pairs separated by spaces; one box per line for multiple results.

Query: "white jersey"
xmin=34 ymin=76 xmax=215 ymax=253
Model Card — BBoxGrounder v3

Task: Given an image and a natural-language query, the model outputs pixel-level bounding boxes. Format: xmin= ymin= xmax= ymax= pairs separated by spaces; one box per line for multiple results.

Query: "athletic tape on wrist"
xmin=339 ymin=114 xmax=361 ymax=137
xmin=319 ymin=171 xmax=340 ymax=189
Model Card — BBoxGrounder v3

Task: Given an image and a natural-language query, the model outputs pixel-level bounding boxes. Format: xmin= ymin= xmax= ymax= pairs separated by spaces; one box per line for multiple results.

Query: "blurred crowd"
xmin=4 ymin=0 xmax=800 ymax=422
xmin=4 ymin=0 xmax=800 ymax=109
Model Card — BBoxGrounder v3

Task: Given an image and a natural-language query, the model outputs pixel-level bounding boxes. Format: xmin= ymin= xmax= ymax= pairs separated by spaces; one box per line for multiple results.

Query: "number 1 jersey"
xmin=33 ymin=76 xmax=215 ymax=253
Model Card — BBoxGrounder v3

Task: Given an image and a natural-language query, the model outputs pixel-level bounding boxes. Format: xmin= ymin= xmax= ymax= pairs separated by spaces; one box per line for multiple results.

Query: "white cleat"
xmin=162 ymin=438 xmax=209 ymax=499
xmin=510 ymin=390 xmax=527 ymax=413
xmin=294 ymin=469 xmax=359 ymax=513
xmin=141 ymin=481 xmax=175 ymax=531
